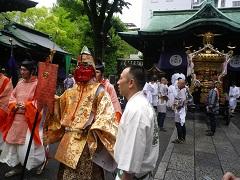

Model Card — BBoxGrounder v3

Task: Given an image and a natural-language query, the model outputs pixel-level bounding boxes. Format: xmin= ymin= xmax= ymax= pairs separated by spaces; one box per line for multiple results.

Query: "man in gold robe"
xmin=44 ymin=46 xmax=117 ymax=180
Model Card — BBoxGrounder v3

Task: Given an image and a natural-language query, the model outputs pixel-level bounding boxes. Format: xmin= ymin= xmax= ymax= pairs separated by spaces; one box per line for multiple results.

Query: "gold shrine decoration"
xmin=186 ymin=34 xmax=233 ymax=83
xmin=196 ymin=32 xmax=221 ymax=45
xmin=185 ymin=32 xmax=234 ymax=104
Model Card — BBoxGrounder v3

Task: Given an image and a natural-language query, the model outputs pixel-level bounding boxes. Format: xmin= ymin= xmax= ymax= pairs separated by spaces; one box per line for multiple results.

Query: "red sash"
xmin=0 ymin=77 xmax=10 ymax=95
xmin=0 ymin=108 xmax=7 ymax=124
xmin=0 ymin=77 xmax=11 ymax=123
xmin=0 ymin=103 xmax=16 ymax=141
xmin=0 ymin=102 xmax=42 ymax=145
xmin=25 ymin=101 xmax=42 ymax=145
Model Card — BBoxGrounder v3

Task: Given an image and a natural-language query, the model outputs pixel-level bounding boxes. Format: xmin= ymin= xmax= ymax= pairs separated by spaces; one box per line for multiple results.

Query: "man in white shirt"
xmin=172 ymin=79 xmax=187 ymax=144
xmin=157 ymin=77 xmax=168 ymax=131
xmin=229 ymin=83 xmax=240 ymax=113
xmin=143 ymin=81 xmax=153 ymax=104
xmin=115 ymin=65 xmax=159 ymax=180
xmin=149 ymin=75 xmax=159 ymax=110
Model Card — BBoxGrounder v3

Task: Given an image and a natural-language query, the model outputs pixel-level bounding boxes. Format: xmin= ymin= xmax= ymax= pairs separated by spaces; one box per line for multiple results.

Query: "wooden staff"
xmin=20 ymin=110 xmax=39 ymax=180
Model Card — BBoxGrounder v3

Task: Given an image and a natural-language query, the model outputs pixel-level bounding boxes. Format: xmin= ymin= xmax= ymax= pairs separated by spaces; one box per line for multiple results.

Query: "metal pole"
xmin=20 ymin=111 xmax=39 ymax=180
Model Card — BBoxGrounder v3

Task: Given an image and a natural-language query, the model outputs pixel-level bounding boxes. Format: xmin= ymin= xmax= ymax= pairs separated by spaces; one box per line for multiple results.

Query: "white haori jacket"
xmin=114 ymin=91 xmax=159 ymax=175
xmin=174 ymin=88 xmax=187 ymax=126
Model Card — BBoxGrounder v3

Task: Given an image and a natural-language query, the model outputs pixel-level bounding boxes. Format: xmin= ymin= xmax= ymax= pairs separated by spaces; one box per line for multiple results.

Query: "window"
xmin=233 ymin=1 xmax=240 ymax=6
xmin=221 ymin=0 xmax=225 ymax=7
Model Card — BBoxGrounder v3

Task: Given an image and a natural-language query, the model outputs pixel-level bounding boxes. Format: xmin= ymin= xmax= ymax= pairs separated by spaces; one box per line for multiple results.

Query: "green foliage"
xmin=35 ymin=7 xmax=82 ymax=56
xmin=4 ymin=7 xmax=86 ymax=56
xmin=1 ymin=2 xmax=137 ymax=75
xmin=0 ymin=13 xmax=11 ymax=30
xmin=57 ymin=0 xmax=85 ymax=19
xmin=5 ymin=7 xmax=49 ymax=28
xmin=104 ymin=17 xmax=137 ymax=76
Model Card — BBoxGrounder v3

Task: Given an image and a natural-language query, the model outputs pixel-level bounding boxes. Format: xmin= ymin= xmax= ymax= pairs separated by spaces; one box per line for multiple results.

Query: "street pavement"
xmin=0 ymin=110 xmax=239 ymax=180
xmin=154 ymin=111 xmax=240 ymax=180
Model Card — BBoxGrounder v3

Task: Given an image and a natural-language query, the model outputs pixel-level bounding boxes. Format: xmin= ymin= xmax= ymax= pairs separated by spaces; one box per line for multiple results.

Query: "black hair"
xmin=95 ymin=63 xmax=104 ymax=73
xmin=128 ymin=65 xmax=146 ymax=90
xmin=21 ymin=59 xmax=36 ymax=73
xmin=0 ymin=66 xmax=4 ymax=73
xmin=151 ymin=75 xmax=158 ymax=82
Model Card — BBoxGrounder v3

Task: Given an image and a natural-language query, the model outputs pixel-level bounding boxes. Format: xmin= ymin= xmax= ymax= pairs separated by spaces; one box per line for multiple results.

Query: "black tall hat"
xmin=95 ymin=60 xmax=104 ymax=73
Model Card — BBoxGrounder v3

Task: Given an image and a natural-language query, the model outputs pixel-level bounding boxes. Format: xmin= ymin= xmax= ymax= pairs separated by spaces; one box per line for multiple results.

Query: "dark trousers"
xmin=175 ymin=122 xmax=186 ymax=141
xmin=208 ymin=113 xmax=216 ymax=133
xmin=157 ymin=112 xmax=166 ymax=128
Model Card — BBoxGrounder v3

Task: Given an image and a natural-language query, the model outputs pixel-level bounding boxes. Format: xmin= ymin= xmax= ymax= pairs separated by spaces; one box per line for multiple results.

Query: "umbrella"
xmin=0 ymin=0 xmax=37 ymax=13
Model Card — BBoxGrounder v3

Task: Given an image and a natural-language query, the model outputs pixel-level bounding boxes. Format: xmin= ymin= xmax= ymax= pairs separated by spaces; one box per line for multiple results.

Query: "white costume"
xmin=114 ymin=91 xmax=159 ymax=179
xmin=171 ymin=73 xmax=185 ymax=85
xmin=167 ymin=84 xmax=178 ymax=108
xmin=168 ymin=73 xmax=186 ymax=108
xmin=174 ymin=88 xmax=187 ymax=126
xmin=143 ymin=82 xmax=153 ymax=104
xmin=0 ymin=129 xmax=45 ymax=170
xmin=158 ymin=83 xmax=168 ymax=113
xmin=149 ymin=82 xmax=159 ymax=107
xmin=229 ymin=86 xmax=240 ymax=111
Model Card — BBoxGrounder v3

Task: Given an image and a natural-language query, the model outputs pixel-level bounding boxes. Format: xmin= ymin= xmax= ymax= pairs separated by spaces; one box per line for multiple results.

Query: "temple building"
xmin=119 ymin=1 xmax=240 ymax=102
xmin=0 ymin=0 xmax=71 ymax=86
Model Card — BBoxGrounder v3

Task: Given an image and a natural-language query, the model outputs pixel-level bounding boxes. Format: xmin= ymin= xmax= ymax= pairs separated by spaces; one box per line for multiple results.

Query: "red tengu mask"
xmin=74 ymin=64 xmax=95 ymax=83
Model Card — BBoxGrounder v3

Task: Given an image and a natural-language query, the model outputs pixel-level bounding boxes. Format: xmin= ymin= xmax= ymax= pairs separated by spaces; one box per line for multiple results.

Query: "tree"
xmin=58 ymin=0 xmax=131 ymax=61
xmin=104 ymin=17 xmax=137 ymax=76
xmin=4 ymin=7 xmax=86 ymax=56
xmin=4 ymin=7 xmax=49 ymax=28
xmin=3 ymin=4 xmax=137 ymax=75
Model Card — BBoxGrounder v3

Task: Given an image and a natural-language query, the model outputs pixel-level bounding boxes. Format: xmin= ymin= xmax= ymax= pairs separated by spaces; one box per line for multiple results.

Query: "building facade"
xmin=120 ymin=2 xmax=240 ymax=101
xmin=141 ymin=0 xmax=240 ymax=27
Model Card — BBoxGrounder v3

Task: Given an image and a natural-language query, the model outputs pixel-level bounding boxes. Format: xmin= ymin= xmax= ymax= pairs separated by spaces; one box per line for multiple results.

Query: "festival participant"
xmin=157 ymin=77 xmax=168 ymax=131
xmin=63 ymin=73 xmax=75 ymax=90
xmin=0 ymin=60 xmax=45 ymax=177
xmin=206 ymin=81 xmax=220 ymax=136
xmin=44 ymin=46 xmax=117 ymax=180
xmin=143 ymin=80 xmax=153 ymax=104
xmin=229 ymin=82 xmax=240 ymax=113
xmin=114 ymin=65 xmax=159 ymax=180
xmin=172 ymin=79 xmax=187 ymax=144
xmin=0 ymin=67 xmax=13 ymax=150
xmin=95 ymin=61 xmax=122 ymax=123
xmin=149 ymin=75 xmax=159 ymax=110
xmin=222 ymin=172 xmax=240 ymax=180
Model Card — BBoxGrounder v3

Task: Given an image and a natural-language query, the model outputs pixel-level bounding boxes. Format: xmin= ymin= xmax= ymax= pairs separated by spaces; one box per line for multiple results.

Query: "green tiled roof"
xmin=119 ymin=2 xmax=240 ymax=50
xmin=118 ymin=31 xmax=143 ymax=51
xmin=140 ymin=2 xmax=240 ymax=33
xmin=141 ymin=10 xmax=196 ymax=32
xmin=0 ymin=31 xmax=28 ymax=48
xmin=222 ymin=8 xmax=240 ymax=24
xmin=4 ymin=23 xmax=69 ymax=54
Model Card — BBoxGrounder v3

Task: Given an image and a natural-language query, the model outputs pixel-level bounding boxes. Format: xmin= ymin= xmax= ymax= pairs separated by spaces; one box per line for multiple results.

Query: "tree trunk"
xmin=93 ymin=32 xmax=105 ymax=62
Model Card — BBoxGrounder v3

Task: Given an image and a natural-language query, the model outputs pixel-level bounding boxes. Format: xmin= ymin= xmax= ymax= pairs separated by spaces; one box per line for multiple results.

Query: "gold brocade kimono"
xmin=45 ymin=83 xmax=118 ymax=170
